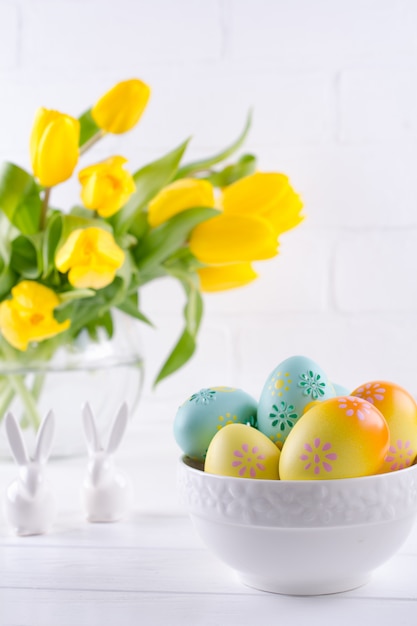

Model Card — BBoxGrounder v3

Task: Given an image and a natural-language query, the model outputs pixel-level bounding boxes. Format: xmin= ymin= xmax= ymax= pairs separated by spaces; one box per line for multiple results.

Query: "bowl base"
xmin=238 ymin=572 xmax=371 ymax=596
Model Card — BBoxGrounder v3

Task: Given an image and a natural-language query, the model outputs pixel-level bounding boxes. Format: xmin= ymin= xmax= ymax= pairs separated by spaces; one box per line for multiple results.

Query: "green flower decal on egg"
xmin=190 ymin=389 xmax=217 ymax=404
xmin=269 ymin=401 xmax=298 ymax=432
xmin=298 ymin=370 xmax=326 ymax=400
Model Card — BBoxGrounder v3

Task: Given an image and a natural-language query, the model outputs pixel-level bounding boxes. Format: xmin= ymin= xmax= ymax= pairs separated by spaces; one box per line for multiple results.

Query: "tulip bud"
xmin=0 ymin=281 xmax=70 ymax=351
xmin=79 ymin=156 xmax=136 ymax=218
xmin=30 ymin=108 xmax=80 ymax=187
xmin=92 ymin=79 xmax=151 ymax=134
xmin=198 ymin=263 xmax=258 ymax=292
xmin=55 ymin=227 xmax=125 ymax=290
xmin=148 ymin=178 xmax=215 ymax=228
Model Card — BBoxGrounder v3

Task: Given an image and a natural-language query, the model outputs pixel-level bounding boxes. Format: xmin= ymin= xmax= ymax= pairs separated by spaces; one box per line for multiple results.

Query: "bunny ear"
xmin=82 ymin=403 xmax=101 ymax=453
xmin=106 ymin=403 xmax=129 ymax=454
xmin=4 ymin=412 xmax=30 ymax=466
xmin=34 ymin=410 xmax=55 ymax=463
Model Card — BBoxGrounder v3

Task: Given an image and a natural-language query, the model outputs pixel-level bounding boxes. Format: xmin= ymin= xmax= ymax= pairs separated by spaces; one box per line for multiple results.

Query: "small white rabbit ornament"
xmin=4 ymin=410 xmax=56 ymax=536
xmin=81 ymin=402 xmax=133 ymax=522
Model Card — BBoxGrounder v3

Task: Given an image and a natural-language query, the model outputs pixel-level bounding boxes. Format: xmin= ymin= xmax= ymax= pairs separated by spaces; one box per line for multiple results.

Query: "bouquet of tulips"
xmin=0 ymin=77 xmax=303 ymax=420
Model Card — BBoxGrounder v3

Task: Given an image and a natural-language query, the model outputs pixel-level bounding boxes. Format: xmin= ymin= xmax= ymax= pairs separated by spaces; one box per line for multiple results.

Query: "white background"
xmin=1 ymin=0 xmax=417 ymax=505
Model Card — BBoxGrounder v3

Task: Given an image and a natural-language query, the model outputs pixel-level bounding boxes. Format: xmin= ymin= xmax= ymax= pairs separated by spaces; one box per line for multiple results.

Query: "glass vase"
xmin=0 ymin=312 xmax=144 ymax=459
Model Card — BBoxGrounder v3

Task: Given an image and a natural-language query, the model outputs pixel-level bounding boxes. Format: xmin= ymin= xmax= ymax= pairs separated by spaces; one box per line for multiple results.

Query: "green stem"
xmin=0 ymin=380 xmax=15 ymax=417
xmin=31 ymin=373 xmax=46 ymax=402
xmin=40 ymin=187 xmax=51 ymax=230
xmin=8 ymin=374 xmax=42 ymax=431
xmin=79 ymin=130 xmax=106 ymax=156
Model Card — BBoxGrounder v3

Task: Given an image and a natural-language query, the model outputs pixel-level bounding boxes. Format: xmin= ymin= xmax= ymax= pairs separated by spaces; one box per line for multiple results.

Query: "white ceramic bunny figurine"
xmin=4 ymin=410 xmax=56 ymax=536
xmin=81 ymin=402 xmax=133 ymax=522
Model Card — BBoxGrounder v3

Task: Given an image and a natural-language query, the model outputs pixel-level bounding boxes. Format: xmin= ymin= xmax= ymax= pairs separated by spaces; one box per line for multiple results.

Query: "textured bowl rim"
xmin=178 ymin=455 xmax=417 ymax=528
xmin=180 ymin=454 xmax=417 ymax=487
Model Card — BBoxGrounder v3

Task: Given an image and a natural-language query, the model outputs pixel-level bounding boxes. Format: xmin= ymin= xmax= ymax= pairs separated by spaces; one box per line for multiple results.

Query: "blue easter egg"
xmin=174 ymin=386 xmax=258 ymax=461
xmin=257 ymin=355 xmax=335 ymax=448
xmin=332 ymin=382 xmax=350 ymax=396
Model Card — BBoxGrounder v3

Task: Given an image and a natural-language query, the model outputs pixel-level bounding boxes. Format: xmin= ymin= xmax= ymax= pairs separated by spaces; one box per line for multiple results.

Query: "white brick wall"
xmin=2 ymin=0 xmax=417 ymax=433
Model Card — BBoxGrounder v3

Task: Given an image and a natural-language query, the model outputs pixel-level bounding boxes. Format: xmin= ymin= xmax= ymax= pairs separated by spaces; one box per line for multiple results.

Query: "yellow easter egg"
xmin=352 ymin=381 xmax=417 ymax=473
xmin=204 ymin=423 xmax=281 ymax=479
xmin=279 ymin=396 xmax=389 ymax=480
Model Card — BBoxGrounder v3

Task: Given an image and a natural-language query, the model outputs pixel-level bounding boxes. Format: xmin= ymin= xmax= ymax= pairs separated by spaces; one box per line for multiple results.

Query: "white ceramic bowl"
xmin=178 ymin=456 xmax=417 ymax=595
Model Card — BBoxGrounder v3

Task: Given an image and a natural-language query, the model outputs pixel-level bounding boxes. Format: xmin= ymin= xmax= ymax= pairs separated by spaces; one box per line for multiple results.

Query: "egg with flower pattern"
xmin=173 ymin=387 xmax=258 ymax=462
xmin=204 ymin=423 xmax=281 ymax=479
xmin=257 ymin=355 xmax=336 ymax=449
xmin=279 ymin=396 xmax=390 ymax=480
xmin=351 ymin=381 xmax=417 ymax=473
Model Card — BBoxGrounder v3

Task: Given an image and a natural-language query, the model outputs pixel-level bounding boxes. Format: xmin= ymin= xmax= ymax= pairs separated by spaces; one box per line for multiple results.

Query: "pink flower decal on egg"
xmin=385 ymin=440 xmax=415 ymax=471
xmin=353 ymin=382 xmax=386 ymax=405
xmin=299 ymin=438 xmax=338 ymax=475
xmin=232 ymin=444 xmax=266 ymax=478
xmin=338 ymin=397 xmax=372 ymax=421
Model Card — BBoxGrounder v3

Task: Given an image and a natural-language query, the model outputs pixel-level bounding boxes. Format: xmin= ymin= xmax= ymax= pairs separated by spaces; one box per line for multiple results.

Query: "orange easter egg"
xmin=204 ymin=423 xmax=281 ymax=480
xmin=279 ymin=396 xmax=390 ymax=480
xmin=351 ymin=381 xmax=417 ymax=473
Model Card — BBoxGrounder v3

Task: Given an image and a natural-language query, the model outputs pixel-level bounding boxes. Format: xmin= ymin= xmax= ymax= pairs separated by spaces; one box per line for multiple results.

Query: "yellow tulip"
xmin=55 ymin=227 xmax=125 ymax=290
xmin=92 ymin=79 xmax=151 ymax=134
xmin=30 ymin=108 xmax=80 ymax=187
xmin=189 ymin=214 xmax=278 ymax=264
xmin=0 ymin=281 xmax=70 ymax=351
xmin=147 ymin=178 xmax=215 ymax=228
xmin=197 ymin=263 xmax=258 ymax=292
xmin=221 ymin=172 xmax=304 ymax=235
xmin=79 ymin=156 xmax=136 ymax=218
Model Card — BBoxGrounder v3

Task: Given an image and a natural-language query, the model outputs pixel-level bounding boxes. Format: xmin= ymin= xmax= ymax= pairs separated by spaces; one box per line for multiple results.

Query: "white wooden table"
xmin=0 ymin=413 xmax=416 ymax=626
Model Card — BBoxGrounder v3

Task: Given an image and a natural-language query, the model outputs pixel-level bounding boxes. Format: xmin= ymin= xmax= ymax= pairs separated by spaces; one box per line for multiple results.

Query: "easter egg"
xmin=351 ymin=381 xmax=417 ymax=473
xmin=205 ymin=423 xmax=281 ymax=479
xmin=257 ymin=355 xmax=335 ymax=449
xmin=174 ymin=387 xmax=257 ymax=462
xmin=279 ymin=396 xmax=390 ymax=480
xmin=332 ymin=382 xmax=350 ymax=396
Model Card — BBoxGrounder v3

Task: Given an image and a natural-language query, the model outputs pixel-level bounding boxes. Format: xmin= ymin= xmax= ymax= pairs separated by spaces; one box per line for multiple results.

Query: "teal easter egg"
xmin=332 ymin=382 xmax=350 ymax=396
xmin=174 ymin=387 xmax=258 ymax=461
xmin=257 ymin=355 xmax=335 ymax=448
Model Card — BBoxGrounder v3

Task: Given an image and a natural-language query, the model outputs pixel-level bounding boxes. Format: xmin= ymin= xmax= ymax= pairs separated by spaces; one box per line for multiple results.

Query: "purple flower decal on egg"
xmin=232 ymin=444 xmax=266 ymax=478
xmin=299 ymin=438 xmax=338 ymax=475
xmin=338 ymin=397 xmax=372 ymax=421
xmin=298 ymin=370 xmax=326 ymax=399
xmin=385 ymin=440 xmax=415 ymax=471
xmin=353 ymin=382 xmax=386 ymax=405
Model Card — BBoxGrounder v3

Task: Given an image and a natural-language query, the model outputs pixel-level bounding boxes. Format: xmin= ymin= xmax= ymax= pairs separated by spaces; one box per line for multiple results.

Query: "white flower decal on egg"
xmin=298 ymin=370 xmax=326 ymax=399
xmin=338 ymin=397 xmax=372 ymax=421
xmin=353 ymin=382 xmax=386 ymax=405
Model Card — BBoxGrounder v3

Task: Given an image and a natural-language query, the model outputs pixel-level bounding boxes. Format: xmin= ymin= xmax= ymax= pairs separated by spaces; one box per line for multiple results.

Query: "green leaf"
xmin=85 ymin=310 xmax=114 ymax=341
xmin=154 ymin=278 xmax=203 ymax=386
xmin=0 ymin=162 xmax=42 ymax=235
xmin=135 ymin=206 xmax=219 ymax=272
xmin=117 ymin=292 xmax=154 ymax=326
xmin=58 ymin=288 xmax=95 ymax=302
xmin=110 ymin=139 xmax=190 ymax=236
xmin=174 ymin=111 xmax=252 ymax=179
xmin=78 ymin=109 xmax=100 ymax=148
xmin=0 ymin=265 xmax=16 ymax=300
xmin=206 ymin=153 xmax=257 ymax=187
xmin=10 ymin=234 xmax=42 ymax=279
xmin=42 ymin=212 xmax=62 ymax=278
